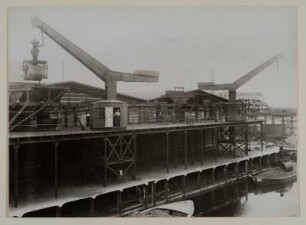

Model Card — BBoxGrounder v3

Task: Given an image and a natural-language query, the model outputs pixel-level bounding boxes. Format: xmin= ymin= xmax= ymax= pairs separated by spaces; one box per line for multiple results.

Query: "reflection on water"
xmin=191 ymin=181 xmax=298 ymax=217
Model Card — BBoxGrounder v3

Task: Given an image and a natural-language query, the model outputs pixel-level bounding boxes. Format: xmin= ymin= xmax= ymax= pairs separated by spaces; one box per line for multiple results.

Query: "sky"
xmin=8 ymin=6 xmax=297 ymax=107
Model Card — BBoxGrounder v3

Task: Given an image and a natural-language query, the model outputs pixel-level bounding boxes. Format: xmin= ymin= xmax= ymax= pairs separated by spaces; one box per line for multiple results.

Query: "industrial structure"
xmin=8 ymin=17 xmax=296 ymax=217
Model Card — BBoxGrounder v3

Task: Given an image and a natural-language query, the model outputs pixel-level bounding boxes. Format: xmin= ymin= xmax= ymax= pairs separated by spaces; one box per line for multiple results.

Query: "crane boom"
xmin=31 ymin=16 xmax=159 ymax=99
xmin=232 ymin=53 xmax=283 ymax=90
xmin=198 ymin=53 xmax=283 ymax=91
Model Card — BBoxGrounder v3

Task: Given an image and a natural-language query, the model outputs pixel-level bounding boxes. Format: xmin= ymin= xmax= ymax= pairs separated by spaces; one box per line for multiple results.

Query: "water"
xmin=192 ymin=181 xmax=299 ymax=217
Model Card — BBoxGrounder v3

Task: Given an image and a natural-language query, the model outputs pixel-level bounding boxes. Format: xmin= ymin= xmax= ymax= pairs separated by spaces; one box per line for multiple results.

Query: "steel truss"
xmin=217 ymin=124 xmax=249 ymax=157
xmin=91 ymin=134 xmax=137 ymax=186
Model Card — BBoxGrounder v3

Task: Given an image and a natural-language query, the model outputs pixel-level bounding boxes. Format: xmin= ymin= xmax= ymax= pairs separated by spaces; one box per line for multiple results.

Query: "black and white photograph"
xmin=6 ymin=4 xmax=299 ymax=218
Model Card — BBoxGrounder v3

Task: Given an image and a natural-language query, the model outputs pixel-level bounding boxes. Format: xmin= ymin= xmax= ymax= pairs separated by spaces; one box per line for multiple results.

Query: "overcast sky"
xmin=8 ymin=6 xmax=297 ymax=107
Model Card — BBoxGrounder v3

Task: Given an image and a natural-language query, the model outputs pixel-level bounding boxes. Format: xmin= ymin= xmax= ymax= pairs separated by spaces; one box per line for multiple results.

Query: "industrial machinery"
xmin=198 ymin=53 xmax=283 ymax=121
xmin=31 ymin=16 xmax=159 ymax=100
xmin=22 ymin=39 xmax=48 ymax=83
xmin=30 ymin=16 xmax=159 ymax=130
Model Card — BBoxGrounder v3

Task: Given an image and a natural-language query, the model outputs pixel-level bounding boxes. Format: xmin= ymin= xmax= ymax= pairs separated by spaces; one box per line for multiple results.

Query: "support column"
xmin=282 ymin=116 xmax=286 ymax=137
xmin=245 ymin=181 xmax=249 ymax=201
xmin=143 ymin=185 xmax=148 ymax=209
xmin=117 ymin=191 xmax=122 ymax=214
xmin=233 ymin=126 xmax=236 ymax=158
xmin=174 ymin=135 xmax=178 ymax=168
xmin=103 ymin=136 xmax=108 ymax=187
xmin=211 ymin=169 xmax=215 ymax=184
xmin=54 ymin=142 xmax=59 ymax=199
xmin=184 ymin=130 xmax=188 ymax=169
xmin=56 ymin=207 xmax=61 ymax=217
xmin=214 ymin=128 xmax=218 ymax=163
xmin=190 ymin=133 xmax=194 ymax=165
xmin=151 ymin=182 xmax=156 ymax=206
xmin=200 ymin=129 xmax=203 ymax=166
xmin=13 ymin=145 xmax=19 ymax=208
xmin=133 ymin=134 xmax=137 ymax=179
xmin=197 ymin=172 xmax=201 ymax=188
xmin=182 ymin=176 xmax=186 ymax=198
xmin=235 ymin=163 xmax=239 ymax=176
xmin=212 ymin=190 xmax=216 ymax=206
xmin=245 ymin=125 xmax=249 ymax=155
xmin=166 ymin=131 xmax=169 ymax=174
xmin=260 ymin=122 xmax=264 ymax=152
xmin=223 ymin=186 xmax=228 ymax=202
xmin=266 ymin=155 xmax=271 ymax=167
xmin=89 ymin=198 xmax=95 ymax=217
xmin=224 ymin=166 xmax=227 ymax=180
xmin=245 ymin=161 xmax=248 ymax=174
xmin=165 ymin=180 xmax=169 ymax=203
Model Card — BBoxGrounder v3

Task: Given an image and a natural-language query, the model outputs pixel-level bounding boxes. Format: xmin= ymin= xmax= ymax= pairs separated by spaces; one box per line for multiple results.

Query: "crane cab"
xmin=90 ymin=100 xmax=128 ymax=129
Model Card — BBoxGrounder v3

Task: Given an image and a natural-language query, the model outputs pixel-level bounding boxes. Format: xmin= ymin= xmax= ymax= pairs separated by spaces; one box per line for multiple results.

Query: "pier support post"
xmin=233 ymin=126 xmax=236 ymax=158
xmin=166 ymin=131 xmax=169 ymax=174
xmin=214 ymin=128 xmax=218 ymax=163
xmin=184 ymin=130 xmax=188 ymax=169
xmin=56 ymin=207 xmax=61 ymax=217
xmin=103 ymin=136 xmax=107 ymax=186
xmin=260 ymin=122 xmax=264 ymax=152
xmin=165 ymin=180 xmax=169 ymax=203
xmin=224 ymin=166 xmax=227 ymax=180
xmin=151 ymin=182 xmax=156 ymax=206
xmin=223 ymin=186 xmax=228 ymax=202
xmin=211 ymin=169 xmax=215 ymax=184
xmin=245 ymin=161 xmax=248 ymax=174
xmin=143 ymin=185 xmax=148 ymax=209
xmin=283 ymin=116 xmax=286 ymax=136
xmin=13 ymin=145 xmax=19 ymax=208
xmin=235 ymin=182 xmax=239 ymax=198
xmin=54 ymin=141 xmax=59 ymax=199
xmin=290 ymin=116 xmax=294 ymax=135
xmin=133 ymin=134 xmax=137 ymax=179
xmin=212 ymin=190 xmax=216 ymax=206
xmin=197 ymin=172 xmax=201 ymax=188
xmin=117 ymin=191 xmax=122 ymax=214
xmin=266 ymin=155 xmax=270 ymax=167
xmin=245 ymin=182 xmax=249 ymax=201
xmin=190 ymin=133 xmax=194 ymax=165
xmin=182 ymin=176 xmax=186 ymax=198
xmin=89 ymin=198 xmax=95 ymax=216
xmin=174 ymin=135 xmax=178 ymax=168
xmin=235 ymin=163 xmax=239 ymax=176
xmin=200 ymin=129 xmax=203 ymax=166
xmin=245 ymin=124 xmax=249 ymax=155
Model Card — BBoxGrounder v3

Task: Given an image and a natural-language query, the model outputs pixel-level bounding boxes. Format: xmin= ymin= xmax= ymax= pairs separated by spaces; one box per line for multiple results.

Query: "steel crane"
xmin=198 ymin=53 xmax=283 ymax=120
xmin=31 ymin=16 xmax=159 ymax=100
